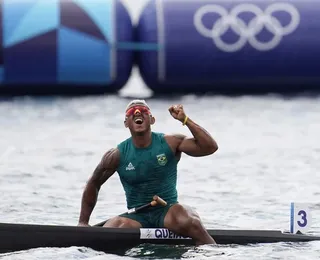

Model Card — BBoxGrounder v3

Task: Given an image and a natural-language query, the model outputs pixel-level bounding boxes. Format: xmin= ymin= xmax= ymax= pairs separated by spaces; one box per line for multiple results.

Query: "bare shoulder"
xmin=164 ymin=133 xmax=188 ymax=150
xmin=90 ymin=148 xmax=120 ymax=186
xmin=100 ymin=148 xmax=120 ymax=166
xmin=165 ymin=133 xmax=188 ymax=142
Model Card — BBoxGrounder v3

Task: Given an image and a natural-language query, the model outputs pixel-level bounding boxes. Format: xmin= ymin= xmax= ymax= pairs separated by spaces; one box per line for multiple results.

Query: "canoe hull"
xmin=1 ymin=223 xmax=319 ymax=254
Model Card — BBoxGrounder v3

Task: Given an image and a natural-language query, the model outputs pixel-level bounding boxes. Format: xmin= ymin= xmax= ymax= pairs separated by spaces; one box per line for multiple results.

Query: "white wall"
xmin=121 ymin=0 xmax=149 ymax=24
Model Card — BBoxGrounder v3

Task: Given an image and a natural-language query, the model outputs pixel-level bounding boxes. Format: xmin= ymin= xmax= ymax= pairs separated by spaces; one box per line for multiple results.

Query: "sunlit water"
xmin=0 ymin=93 xmax=320 ymax=259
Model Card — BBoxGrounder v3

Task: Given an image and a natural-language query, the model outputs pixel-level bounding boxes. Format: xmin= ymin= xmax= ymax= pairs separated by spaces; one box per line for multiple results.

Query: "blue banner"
xmin=137 ymin=0 xmax=320 ymax=93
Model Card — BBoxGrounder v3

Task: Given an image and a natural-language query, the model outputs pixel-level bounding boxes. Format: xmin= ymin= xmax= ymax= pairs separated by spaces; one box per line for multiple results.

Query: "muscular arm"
xmin=78 ymin=148 xmax=120 ymax=225
xmin=169 ymin=118 xmax=218 ymax=157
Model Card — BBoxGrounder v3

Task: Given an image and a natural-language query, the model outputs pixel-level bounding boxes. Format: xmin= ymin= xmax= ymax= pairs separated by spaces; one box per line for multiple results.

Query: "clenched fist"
xmin=168 ymin=104 xmax=187 ymax=124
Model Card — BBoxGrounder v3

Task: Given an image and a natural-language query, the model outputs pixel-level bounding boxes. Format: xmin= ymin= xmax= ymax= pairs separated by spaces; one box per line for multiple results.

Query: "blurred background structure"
xmin=0 ymin=0 xmax=319 ymax=97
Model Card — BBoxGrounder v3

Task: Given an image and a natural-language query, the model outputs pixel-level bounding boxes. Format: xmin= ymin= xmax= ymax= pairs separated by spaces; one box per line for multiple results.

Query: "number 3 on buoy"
xmin=290 ymin=202 xmax=312 ymax=234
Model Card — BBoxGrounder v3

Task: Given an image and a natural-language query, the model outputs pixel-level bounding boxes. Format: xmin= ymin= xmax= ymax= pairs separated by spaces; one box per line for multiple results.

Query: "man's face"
xmin=125 ymin=104 xmax=153 ymax=135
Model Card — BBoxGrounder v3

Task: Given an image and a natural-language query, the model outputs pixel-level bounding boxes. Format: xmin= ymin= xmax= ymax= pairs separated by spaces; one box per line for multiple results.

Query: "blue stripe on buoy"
xmin=116 ymin=42 xmax=161 ymax=51
xmin=290 ymin=202 xmax=294 ymax=233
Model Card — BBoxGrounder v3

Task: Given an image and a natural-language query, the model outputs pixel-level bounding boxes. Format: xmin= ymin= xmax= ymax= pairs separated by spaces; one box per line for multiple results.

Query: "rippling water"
xmin=0 ymin=93 xmax=320 ymax=259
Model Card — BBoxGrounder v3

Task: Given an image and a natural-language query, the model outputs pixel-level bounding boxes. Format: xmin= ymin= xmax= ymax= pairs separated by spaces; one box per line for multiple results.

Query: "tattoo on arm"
xmin=91 ymin=148 xmax=120 ymax=188
xmin=78 ymin=148 xmax=120 ymax=224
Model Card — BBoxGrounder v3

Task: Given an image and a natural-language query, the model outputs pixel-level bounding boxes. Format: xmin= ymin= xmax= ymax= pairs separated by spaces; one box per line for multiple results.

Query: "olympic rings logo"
xmin=193 ymin=3 xmax=300 ymax=52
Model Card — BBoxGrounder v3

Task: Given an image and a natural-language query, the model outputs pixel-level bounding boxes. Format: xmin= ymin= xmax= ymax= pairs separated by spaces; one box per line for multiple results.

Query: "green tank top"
xmin=116 ymin=132 xmax=178 ymax=209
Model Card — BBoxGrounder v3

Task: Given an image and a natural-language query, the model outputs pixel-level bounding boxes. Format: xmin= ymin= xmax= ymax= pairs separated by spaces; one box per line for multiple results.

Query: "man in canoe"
xmin=78 ymin=99 xmax=218 ymax=245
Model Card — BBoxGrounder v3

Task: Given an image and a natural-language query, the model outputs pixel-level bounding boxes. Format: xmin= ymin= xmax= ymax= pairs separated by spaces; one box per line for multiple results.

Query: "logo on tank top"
xmin=126 ymin=162 xmax=135 ymax=171
xmin=156 ymin=153 xmax=167 ymax=166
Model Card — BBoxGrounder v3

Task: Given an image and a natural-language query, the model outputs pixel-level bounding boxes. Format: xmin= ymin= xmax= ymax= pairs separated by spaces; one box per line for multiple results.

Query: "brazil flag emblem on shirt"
xmin=157 ymin=153 xmax=167 ymax=166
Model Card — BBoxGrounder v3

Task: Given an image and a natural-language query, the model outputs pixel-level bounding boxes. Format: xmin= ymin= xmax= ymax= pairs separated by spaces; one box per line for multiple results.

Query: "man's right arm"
xmin=78 ymin=148 xmax=120 ymax=226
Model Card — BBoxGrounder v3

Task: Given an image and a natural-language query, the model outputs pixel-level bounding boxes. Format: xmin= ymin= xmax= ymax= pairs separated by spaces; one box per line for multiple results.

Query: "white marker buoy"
xmin=290 ymin=202 xmax=312 ymax=234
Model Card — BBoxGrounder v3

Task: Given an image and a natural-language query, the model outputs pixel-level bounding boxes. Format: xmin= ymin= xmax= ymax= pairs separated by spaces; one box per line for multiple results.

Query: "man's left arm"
xmin=166 ymin=104 xmax=218 ymax=157
xmin=174 ymin=117 xmax=218 ymax=157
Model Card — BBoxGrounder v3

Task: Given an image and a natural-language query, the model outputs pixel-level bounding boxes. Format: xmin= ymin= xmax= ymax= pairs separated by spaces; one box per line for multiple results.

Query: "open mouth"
xmin=134 ymin=118 xmax=143 ymax=125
